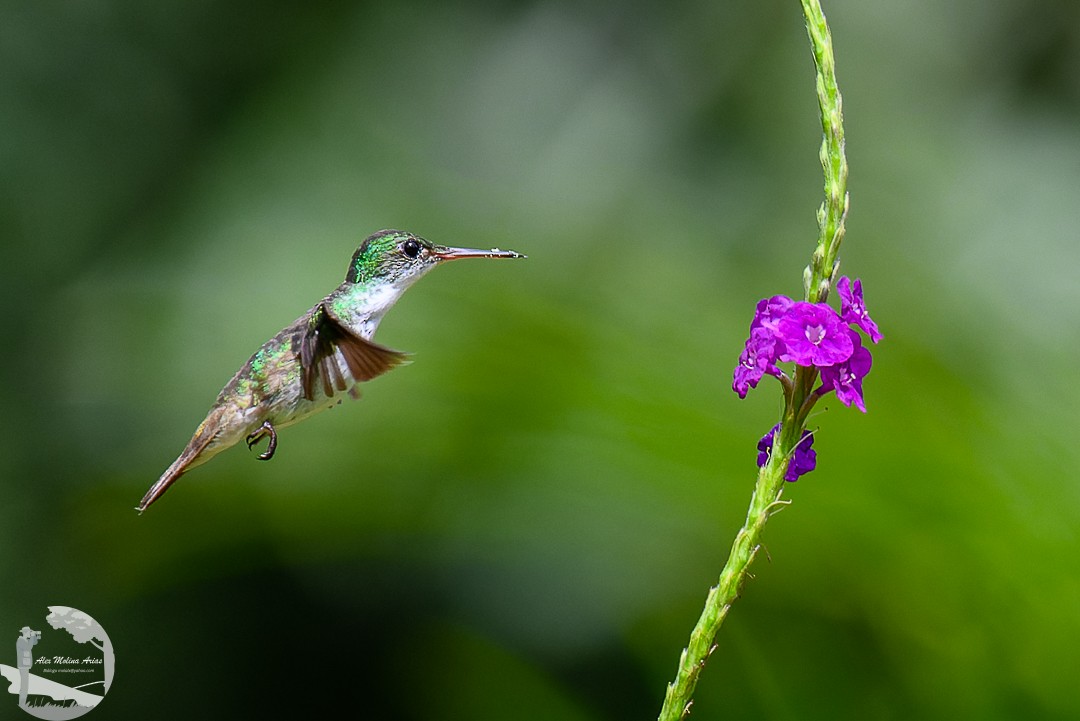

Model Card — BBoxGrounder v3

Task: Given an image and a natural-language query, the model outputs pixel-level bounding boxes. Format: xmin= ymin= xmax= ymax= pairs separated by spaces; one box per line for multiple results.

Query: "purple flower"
xmin=750 ymin=295 xmax=795 ymax=334
xmin=837 ymin=276 xmax=882 ymax=343
xmin=818 ymin=330 xmax=873 ymax=412
xmin=733 ymin=327 xmax=781 ymax=399
xmin=775 ymin=301 xmax=853 ymax=367
xmin=756 ymin=423 xmax=817 ymax=482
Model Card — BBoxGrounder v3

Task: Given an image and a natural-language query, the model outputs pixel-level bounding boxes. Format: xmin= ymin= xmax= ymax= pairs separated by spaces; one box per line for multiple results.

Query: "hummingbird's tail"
xmin=136 ymin=407 xmax=227 ymax=514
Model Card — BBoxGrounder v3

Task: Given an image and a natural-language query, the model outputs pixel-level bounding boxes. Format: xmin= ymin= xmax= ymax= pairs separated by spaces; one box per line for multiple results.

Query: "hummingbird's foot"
xmin=246 ymin=421 xmax=278 ymax=461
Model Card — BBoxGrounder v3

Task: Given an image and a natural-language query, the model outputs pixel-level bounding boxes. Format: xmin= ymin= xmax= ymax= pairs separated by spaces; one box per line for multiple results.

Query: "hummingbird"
xmin=136 ymin=229 xmax=524 ymax=513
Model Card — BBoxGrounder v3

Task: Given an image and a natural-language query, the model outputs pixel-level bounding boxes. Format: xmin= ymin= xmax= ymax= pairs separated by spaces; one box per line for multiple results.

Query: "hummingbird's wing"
xmin=299 ymin=304 xmax=409 ymax=401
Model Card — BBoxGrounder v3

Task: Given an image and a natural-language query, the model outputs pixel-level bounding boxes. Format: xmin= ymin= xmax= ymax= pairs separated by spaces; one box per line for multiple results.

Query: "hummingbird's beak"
xmin=432 ymin=245 xmax=526 ymax=261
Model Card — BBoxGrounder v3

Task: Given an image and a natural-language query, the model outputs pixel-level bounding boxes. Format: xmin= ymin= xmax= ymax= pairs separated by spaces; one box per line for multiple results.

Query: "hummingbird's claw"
xmin=246 ymin=421 xmax=278 ymax=461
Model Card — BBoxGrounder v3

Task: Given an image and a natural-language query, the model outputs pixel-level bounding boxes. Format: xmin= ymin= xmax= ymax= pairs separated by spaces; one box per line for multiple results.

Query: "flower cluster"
xmin=733 ymin=276 xmax=881 ymax=481
xmin=757 ymin=424 xmax=816 ymax=481
xmin=733 ymin=276 xmax=880 ymax=409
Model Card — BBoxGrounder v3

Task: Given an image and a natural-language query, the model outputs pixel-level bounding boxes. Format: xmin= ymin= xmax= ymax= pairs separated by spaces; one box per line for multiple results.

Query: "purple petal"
xmin=750 ymin=295 xmax=795 ymax=334
xmin=756 ymin=424 xmax=778 ymax=467
xmin=819 ymin=331 xmax=873 ymax=412
xmin=733 ymin=327 xmax=781 ymax=398
xmin=838 ymin=276 xmax=883 ymax=343
xmin=776 ymin=301 xmax=853 ymax=367
xmin=787 ymin=433 xmax=817 ymax=481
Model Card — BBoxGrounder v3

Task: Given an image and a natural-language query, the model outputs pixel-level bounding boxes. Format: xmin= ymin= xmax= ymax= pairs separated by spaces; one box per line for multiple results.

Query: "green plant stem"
xmin=657 ymin=458 xmax=790 ymax=721
xmin=802 ymin=0 xmax=848 ymax=304
xmin=656 ymin=1 xmax=847 ymax=719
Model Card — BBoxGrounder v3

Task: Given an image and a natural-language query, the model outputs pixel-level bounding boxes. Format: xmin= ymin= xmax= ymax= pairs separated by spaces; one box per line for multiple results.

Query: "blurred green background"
xmin=3 ymin=0 xmax=1079 ymax=718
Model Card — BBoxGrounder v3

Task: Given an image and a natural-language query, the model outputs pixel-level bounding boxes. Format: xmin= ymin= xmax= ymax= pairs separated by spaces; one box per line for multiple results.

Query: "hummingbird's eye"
xmin=401 ymin=239 xmax=422 ymax=259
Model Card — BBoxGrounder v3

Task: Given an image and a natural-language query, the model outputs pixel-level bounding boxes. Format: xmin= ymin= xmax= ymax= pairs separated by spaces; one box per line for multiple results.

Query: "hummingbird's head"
xmin=345 ymin=229 xmax=524 ymax=287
